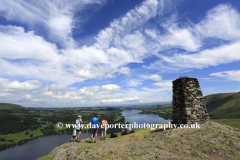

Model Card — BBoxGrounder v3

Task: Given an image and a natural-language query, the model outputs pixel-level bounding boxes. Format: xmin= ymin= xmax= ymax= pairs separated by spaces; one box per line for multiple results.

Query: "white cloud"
xmin=0 ymin=93 xmax=9 ymax=97
xmin=150 ymin=74 xmax=162 ymax=81
xmin=101 ymin=97 xmax=140 ymax=103
xmin=32 ymin=99 xmax=40 ymax=101
xmin=195 ymin=4 xmax=240 ymax=40
xmin=145 ymin=29 xmax=158 ymax=39
xmin=152 ymin=80 xmax=172 ymax=91
xmin=42 ymin=90 xmax=82 ymax=100
xmin=156 ymin=41 xmax=240 ymax=70
xmin=147 ymin=4 xmax=240 ymax=72
xmin=79 ymin=86 xmax=100 ymax=96
xmin=115 ymin=67 xmax=131 ymax=75
xmin=0 ymin=25 xmax=58 ymax=60
xmin=210 ymin=70 xmax=240 ymax=82
xmin=0 ymin=78 xmax=41 ymax=92
xmin=126 ymin=80 xmax=143 ymax=87
xmin=100 ymin=96 xmax=171 ymax=104
xmin=70 ymin=87 xmax=77 ymax=91
xmin=3 ymin=1 xmax=240 ymax=107
xmin=0 ymin=0 xmax=107 ymax=46
xmin=161 ymin=27 xmax=201 ymax=51
xmin=45 ymin=85 xmax=67 ymax=92
xmin=77 ymin=70 xmax=98 ymax=79
xmin=101 ymin=84 xmax=121 ymax=91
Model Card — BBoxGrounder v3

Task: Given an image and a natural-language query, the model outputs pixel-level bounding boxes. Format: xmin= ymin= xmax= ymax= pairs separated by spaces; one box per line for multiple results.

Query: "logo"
xmin=56 ymin=122 xmax=63 ymax=129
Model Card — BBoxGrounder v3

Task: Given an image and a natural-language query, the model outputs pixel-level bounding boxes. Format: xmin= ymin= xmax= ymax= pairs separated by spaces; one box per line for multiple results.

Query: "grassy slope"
xmin=211 ymin=119 xmax=240 ymax=130
xmin=0 ymin=129 xmax=44 ymax=143
xmin=205 ymin=92 xmax=240 ymax=119
xmin=0 ymin=103 xmax=27 ymax=112
xmin=38 ymin=121 xmax=240 ymax=160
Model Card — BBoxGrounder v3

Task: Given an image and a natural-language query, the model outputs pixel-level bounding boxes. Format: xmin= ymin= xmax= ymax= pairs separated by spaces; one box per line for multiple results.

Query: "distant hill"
xmin=205 ymin=92 xmax=240 ymax=119
xmin=0 ymin=103 xmax=28 ymax=113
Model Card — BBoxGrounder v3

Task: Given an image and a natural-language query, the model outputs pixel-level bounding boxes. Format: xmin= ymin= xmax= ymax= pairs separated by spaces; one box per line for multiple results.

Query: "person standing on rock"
xmin=101 ymin=117 xmax=108 ymax=140
xmin=75 ymin=115 xmax=82 ymax=143
xmin=91 ymin=114 xmax=99 ymax=143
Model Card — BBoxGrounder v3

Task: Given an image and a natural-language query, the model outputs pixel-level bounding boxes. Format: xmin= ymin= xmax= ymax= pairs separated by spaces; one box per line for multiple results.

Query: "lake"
xmin=121 ymin=110 xmax=171 ymax=130
xmin=0 ymin=110 xmax=171 ymax=160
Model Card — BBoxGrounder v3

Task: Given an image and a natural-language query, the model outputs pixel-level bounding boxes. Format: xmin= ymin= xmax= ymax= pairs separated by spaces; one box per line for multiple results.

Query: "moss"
xmin=75 ymin=147 xmax=87 ymax=155
xmin=37 ymin=153 xmax=56 ymax=160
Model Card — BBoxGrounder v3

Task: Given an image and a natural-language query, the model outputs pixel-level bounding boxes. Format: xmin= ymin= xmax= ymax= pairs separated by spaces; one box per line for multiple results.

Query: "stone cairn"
xmin=171 ymin=77 xmax=209 ymax=126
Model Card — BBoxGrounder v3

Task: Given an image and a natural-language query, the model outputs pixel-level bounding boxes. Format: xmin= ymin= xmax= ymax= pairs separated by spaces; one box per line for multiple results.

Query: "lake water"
xmin=0 ymin=110 xmax=171 ymax=160
xmin=121 ymin=110 xmax=171 ymax=130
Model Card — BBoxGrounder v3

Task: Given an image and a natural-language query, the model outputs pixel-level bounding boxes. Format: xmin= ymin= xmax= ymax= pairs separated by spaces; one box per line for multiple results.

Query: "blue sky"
xmin=0 ymin=0 xmax=240 ymax=107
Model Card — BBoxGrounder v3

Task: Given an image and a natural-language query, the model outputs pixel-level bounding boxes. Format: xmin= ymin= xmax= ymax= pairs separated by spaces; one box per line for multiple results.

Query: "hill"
xmin=0 ymin=103 xmax=28 ymax=113
xmin=38 ymin=121 xmax=240 ymax=160
xmin=204 ymin=92 xmax=240 ymax=119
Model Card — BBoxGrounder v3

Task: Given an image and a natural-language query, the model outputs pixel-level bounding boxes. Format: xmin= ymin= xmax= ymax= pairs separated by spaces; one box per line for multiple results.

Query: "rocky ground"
xmin=38 ymin=121 xmax=240 ymax=160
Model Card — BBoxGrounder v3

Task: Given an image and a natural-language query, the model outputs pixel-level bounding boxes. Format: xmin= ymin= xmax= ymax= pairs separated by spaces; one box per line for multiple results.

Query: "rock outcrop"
xmin=38 ymin=122 xmax=240 ymax=160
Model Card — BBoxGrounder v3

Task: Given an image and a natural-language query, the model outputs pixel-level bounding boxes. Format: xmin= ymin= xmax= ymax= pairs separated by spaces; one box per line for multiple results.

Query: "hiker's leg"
xmin=77 ymin=131 xmax=80 ymax=140
xmin=91 ymin=133 xmax=93 ymax=141
xmin=101 ymin=130 xmax=103 ymax=138
xmin=79 ymin=131 xmax=81 ymax=138
xmin=104 ymin=130 xmax=106 ymax=137
xmin=95 ymin=133 xmax=97 ymax=141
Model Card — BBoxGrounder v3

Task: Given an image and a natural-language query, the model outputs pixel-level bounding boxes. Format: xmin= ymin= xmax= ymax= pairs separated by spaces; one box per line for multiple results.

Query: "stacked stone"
xmin=171 ymin=77 xmax=209 ymax=126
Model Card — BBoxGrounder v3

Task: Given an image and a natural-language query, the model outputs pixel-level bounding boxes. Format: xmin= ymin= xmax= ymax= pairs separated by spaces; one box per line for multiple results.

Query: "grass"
xmin=37 ymin=153 xmax=56 ymax=160
xmin=205 ymin=92 xmax=240 ymax=119
xmin=114 ymin=116 xmax=122 ymax=122
xmin=0 ymin=103 xmax=27 ymax=113
xmin=210 ymin=119 xmax=240 ymax=130
xmin=0 ymin=128 xmax=44 ymax=144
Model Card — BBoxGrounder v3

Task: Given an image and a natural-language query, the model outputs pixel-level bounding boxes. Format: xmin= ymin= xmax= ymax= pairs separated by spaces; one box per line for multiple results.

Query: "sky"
xmin=0 ymin=0 xmax=240 ymax=108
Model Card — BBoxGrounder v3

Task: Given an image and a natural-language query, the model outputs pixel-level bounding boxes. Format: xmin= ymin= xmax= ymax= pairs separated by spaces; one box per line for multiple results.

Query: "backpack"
xmin=130 ymin=130 xmax=135 ymax=133
xmin=110 ymin=132 xmax=118 ymax=138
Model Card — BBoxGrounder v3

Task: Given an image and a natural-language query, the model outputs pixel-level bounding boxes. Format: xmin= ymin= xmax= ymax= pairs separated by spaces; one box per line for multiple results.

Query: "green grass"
xmin=114 ymin=116 xmax=122 ymax=122
xmin=210 ymin=119 xmax=240 ymax=130
xmin=0 ymin=103 xmax=27 ymax=112
xmin=204 ymin=92 xmax=240 ymax=119
xmin=0 ymin=128 xmax=44 ymax=147
xmin=161 ymin=103 xmax=172 ymax=108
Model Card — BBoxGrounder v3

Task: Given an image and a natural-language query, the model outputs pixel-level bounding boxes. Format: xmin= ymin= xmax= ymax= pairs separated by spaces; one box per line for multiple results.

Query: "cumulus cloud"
xmin=210 ymin=70 xmax=240 ymax=82
xmin=150 ymin=74 xmax=162 ymax=81
xmin=70 ymin=87 xmax=77 ymax=91
xmin=0 ymin=25 xmax=58 ymax=60
xmin=101 ymin=84 xmax=121 ymax=91
xmin=126 ymin=79 xmax=143 ymax=87
xmin=153 ymin=80 xmax=172 ymax=91
xmin=79 ymin=86 xmax=100 ymax=96
xmin=0 ymin=78 xmax=41 ymax=92
xmin=114 ymin=67 xmax=131 ymax=75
